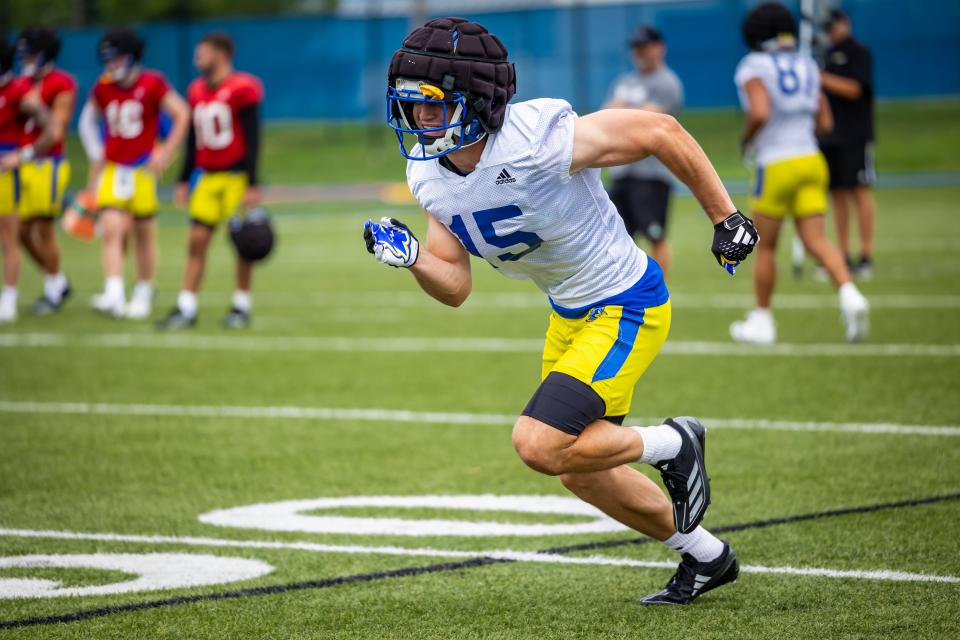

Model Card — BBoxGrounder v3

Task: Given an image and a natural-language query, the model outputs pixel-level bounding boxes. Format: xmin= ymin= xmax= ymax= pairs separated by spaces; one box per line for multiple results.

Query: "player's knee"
xmin=512 ymin=417 xmax=567 ymax=476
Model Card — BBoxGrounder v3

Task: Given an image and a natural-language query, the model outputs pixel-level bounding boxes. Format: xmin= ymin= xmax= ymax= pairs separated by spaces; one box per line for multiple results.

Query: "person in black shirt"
xmin=818 ymin=8 xmax=876 ymax=279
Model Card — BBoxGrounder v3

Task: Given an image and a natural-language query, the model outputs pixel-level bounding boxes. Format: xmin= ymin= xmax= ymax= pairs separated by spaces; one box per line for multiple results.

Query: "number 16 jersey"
xmin=91 ymin=70 xmax=170 ymax=166
xmin=406 ymin=98 xmax=666 ymax=314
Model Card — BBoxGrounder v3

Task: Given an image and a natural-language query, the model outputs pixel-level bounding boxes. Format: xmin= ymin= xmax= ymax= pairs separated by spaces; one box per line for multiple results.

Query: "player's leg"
xmin=794 ymin=154 xmax=869 ymax=341
xmin=853 ymin=184 xmax=876 ymax=279
xmin=830 ymin=188 xmax=852 ymax=261
xmin=19 ymin=160 xmax=71 ymax=315
xmin=0 ymin=214 xmax=19 ymax=323
xmin=558 ymin=466 xmax=737 ymax=605
xmin=733 ymin=218 xmax=780 ymax=343
xmin=157 ymin=221 xmax=212 ymax=330
xmin=92 ymin=207 xmax=129 ymax=317
xmin=126 ymin=170 xmax=161 ymax=320
xmin=222 ymin=174 xmax=253 ymax=329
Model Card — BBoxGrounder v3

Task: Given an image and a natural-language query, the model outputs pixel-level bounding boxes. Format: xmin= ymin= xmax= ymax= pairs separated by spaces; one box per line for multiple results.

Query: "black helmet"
xmin=17 ymin=26 xmax=61 ymax=63
xmin=742 ymin=2 xmax=798 ymax=51
xmin=388 ymin=17 xmax=516 ymax=135
xmin=229 ymin=207 xmax=275 ymax=262
xmin=98 ymin=26 xmax=145 ymax=64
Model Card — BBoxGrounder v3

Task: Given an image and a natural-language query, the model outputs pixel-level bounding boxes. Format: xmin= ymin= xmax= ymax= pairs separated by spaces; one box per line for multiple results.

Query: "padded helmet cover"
xmin=388 ymin=17 xmax=516 ymax=133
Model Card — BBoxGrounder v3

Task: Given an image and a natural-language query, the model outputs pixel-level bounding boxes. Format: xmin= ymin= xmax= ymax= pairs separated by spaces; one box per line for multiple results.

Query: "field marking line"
xmin=1 ymin=332 xmax=959 ymax=357
xmin=1 ymin=400 xmax=958 ymax=436
xmin=0 ymin=527 xmax=956 ymax=585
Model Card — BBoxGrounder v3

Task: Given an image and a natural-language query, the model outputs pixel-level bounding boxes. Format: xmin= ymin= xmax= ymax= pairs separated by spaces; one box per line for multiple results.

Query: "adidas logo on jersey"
xmin=495 ymin=169 xmax=517 ymax=185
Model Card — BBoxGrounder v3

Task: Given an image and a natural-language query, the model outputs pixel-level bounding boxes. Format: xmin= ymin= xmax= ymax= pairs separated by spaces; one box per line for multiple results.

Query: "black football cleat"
xmin=156 ymin=307 xmax=197 ymax=331
xmin=653 ymin=416 xmax=710 ymax=534
xmin=28 ymin=282 xmax=71 ymax=316
xmin=640 ymin=542 xmax=739 ymax=605
xmin=222 ymin=307 xmax=250 ymax=330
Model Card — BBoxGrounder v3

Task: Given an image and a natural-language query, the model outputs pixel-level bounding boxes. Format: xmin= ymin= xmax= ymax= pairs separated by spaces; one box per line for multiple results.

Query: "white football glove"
xmin=363 ymin=217 xmax=419 ymax=268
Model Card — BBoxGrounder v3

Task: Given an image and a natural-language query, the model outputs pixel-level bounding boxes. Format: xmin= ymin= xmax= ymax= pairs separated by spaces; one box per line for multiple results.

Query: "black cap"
xmin=822 ymin=8 xmax=848 ymax=29
xmin=629 ymin=25 xmax=663 ymax=47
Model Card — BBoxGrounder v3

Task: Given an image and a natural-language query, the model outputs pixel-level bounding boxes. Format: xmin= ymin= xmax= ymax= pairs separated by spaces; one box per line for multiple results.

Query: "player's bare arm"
xmin=408 ymin=213 xmax=473 ymax=307
xmin=151 ymin=91 xmax=190 ymax=174
xmin=820 ymin=71 xmax=863 ymax=100
xmin=571 ymin=109 xmax=735 ymax=223
xmin=48 ymin=88 xmax=74 ymax=152
xmin=0 ymin=93 xmax=53 ymax=171
xmin=815 ymin=92 xmax=834 ymax=135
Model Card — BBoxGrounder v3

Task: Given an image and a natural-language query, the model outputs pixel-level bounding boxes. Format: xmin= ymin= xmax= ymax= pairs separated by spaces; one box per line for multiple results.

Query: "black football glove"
xmin=711 ymin=211 xmax=758 ymax=275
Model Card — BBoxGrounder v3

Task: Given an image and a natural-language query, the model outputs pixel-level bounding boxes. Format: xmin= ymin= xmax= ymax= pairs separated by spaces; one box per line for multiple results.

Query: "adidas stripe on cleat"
xmin=640 ymin=542 xmax=739 ymax=605
xmin=654 ymin=416 xmax=711 ymax=534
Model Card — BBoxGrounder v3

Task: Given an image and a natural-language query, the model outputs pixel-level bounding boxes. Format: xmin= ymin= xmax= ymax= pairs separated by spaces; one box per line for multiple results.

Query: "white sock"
xmin=663 ymin=527 xmax=725 ymax=563
xmin=177 ymin=290 xmax=198 ymax=318
xmin=633 ymin=425 xmax=682 ymax=465
xmin=105 ymin=276 xmax=125 ymax=301
xmin=838 ymin=281 xmax=863 ymax=307
xmin=232 ymin=290 xmax=252 ymax=313
xmin=44 ymin=274 xmax=64 ymax=303
xmin=132 ymin=281 xmax=154 ymax=301
xmin=749 ymin=307 xmax=773 ymax=321
xmin=0 ymin=286 xmax=17 ymax=308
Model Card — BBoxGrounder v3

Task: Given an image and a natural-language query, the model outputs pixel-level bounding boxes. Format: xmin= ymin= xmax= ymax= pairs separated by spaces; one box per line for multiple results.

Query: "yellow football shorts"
xmin=541 ymin=300 xmax=672 ymax=418
xmin=96 ymin=162 xmax=158 ymax=218
xmin=749 ymin=152 xmax=829 ymax=218
xmin=0 ymin=169 xmax=18 ymax=215
xmin=19 ymin=158 xmax=70 ymax=219
xmin=188 ymin=171 xmax=248 ymax=227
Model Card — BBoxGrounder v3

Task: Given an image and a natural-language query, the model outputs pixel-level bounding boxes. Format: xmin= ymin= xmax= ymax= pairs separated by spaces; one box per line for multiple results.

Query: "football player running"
xmin=0 ymin=40 xmax=55 ymax=323
xmin=363 ymin=18 xmax=758 ymax=605
xmin=159 ymin=32 xmax=264 ymax=330
xmin=15 ymin=27 xmax=75 ymax=316
xmin=79 ymin=27 xmax=189 ymax=319
xmin=731 ymin=3 xmax=869 ymax=344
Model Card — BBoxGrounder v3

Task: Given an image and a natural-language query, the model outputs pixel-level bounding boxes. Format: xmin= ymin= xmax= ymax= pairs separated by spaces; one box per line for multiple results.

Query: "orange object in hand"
xmin=61 ymin=191 xmax=99 ymax=242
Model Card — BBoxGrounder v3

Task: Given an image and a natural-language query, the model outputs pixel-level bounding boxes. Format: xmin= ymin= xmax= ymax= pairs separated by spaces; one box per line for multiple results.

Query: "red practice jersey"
xmin=0 ymin=77 xmax=33 ymax=147
xmin=187 ymin=72 xmax=263 ymax=171
xmin=92 ymin=69 xmax=171 ymax=166
xmin=22 ymin=68 xmax=76 ymax=157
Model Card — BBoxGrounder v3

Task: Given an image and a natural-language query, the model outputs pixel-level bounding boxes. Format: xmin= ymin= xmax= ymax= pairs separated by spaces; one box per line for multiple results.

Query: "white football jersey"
xmin=735 ymin=50 xmax=821 ymax=165
xmin=407 ymin=98 xmax=662 ymax=313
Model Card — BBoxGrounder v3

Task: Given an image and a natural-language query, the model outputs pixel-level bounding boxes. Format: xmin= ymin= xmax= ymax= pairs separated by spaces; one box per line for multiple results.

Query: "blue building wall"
xmin=56 ymin=0 xmax=959 ymax=121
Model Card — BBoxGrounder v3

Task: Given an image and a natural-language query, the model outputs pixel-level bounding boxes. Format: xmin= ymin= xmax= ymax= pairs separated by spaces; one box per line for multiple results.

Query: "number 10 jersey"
xmin=406 ymin=99 xmax=657 ymax=313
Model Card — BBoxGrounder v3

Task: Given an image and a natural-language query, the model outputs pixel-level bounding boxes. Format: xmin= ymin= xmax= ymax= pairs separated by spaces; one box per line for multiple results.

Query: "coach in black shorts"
xmin=604 ymin=26 xmax=684 ymax=277
xmin=818 ymin=8 xmax=876 ymax=278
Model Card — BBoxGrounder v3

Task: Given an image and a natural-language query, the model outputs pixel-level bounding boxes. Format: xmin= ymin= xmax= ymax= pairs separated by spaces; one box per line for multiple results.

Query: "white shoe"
xmin=125 ymin=284 xmax=154 ymax=320
xmin=730 ymin=309 xmax=776 ymax=345
xmin=841 ymin=292 xmax=870 ymax=343
xmin=0 ymin=298 xmax=16 ymax=324
xmin=91 ymin=292 xmax=125 ymax=318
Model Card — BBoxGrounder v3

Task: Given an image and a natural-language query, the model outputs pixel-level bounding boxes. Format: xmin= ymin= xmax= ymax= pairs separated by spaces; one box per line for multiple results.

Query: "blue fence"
xmin=56 ymin=0 xmax=960 ymax=121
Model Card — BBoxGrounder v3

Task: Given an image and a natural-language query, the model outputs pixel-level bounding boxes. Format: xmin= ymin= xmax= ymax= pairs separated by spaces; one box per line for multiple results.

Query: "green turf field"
xmin=1 ymin=100 xmax=959 ymax=638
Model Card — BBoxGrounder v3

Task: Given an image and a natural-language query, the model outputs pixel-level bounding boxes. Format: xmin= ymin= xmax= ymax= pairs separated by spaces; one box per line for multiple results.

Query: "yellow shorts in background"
xmin=541 ymin=300 xmax=672 ymax=418
xmin=19 ymin=158 xmax=70 ymax=219
xmin=749 ymin=152 xmax=829 ymax=218
xmin=188 ymin=171 xmax=248 ymax=227
xmin=0 ymin=170 xmax=18 ymax=214
xmin=96 ymin=162 xmax=158 ymax=217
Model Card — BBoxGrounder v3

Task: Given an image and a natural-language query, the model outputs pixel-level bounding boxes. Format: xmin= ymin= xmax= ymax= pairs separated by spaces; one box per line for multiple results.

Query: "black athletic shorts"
xmin=608 ymin=177 xmax=671 ymax=242
xmin=821 ymin=142 xmax=876 ymax=189
xmin=522 ymin=372 xmax=625 ymax=436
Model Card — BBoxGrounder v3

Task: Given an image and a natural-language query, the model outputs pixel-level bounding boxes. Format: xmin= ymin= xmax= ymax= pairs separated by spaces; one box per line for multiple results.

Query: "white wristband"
xmin=20 ymin=145 xmax=35 ymax=163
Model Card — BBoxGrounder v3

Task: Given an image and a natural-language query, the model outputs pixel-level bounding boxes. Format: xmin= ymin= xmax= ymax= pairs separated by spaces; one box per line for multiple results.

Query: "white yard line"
xmin=0 ymin=527 xmax=956 ymax=585
xmin=1 ymin=400 xmax=958 ymax=436
xmin=1 ymin=332 xmax=959 ymax=357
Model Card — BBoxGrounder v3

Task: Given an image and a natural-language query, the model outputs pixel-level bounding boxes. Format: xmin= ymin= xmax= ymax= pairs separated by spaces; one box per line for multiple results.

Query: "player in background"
xmin=818 ymin=8 xmax=876 ymax=279
xmin=603 ymin=26 xmax=683 ymax=277
xmin=0 ymin=40 xmax=55 ymax=323
xmin=15 ymin=27 xmax=74 ymax=315
xmin=365 ymin=18 xmax=759 ymax=605
xmin=731 ymin=3 xmax=868 ymax=344
xmin=158 ymin=32 xmax=264 ymax=330
xmin=79 ymin=27 xmax=189 ymax=318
